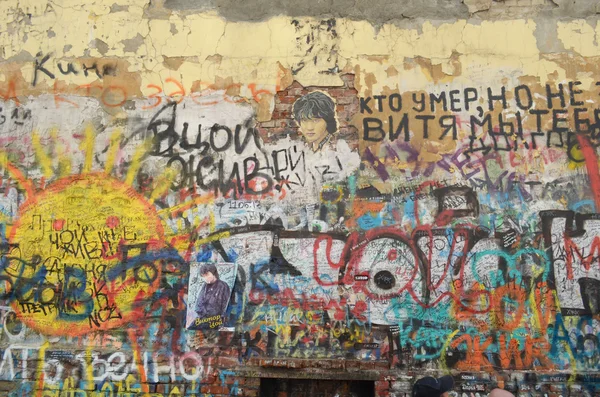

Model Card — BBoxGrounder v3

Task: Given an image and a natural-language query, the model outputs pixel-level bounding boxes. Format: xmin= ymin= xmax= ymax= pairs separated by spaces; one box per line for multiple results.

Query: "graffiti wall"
xmin=1 ymin=1 xmax=600 ymax=396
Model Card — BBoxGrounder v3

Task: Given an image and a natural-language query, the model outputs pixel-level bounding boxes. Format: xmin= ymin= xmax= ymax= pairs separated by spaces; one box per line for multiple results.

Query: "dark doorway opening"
xmin=260 ymin=378 xmax=375 ymax=397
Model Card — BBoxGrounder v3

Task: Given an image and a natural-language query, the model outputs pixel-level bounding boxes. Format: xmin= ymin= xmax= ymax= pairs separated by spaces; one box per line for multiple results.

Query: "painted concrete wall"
xmin=1 ymin=0 xmax=600 ymax=396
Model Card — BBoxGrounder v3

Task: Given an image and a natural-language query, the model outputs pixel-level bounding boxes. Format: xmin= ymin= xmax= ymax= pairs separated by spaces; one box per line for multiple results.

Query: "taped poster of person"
xmin=186 ymin=262 xmax=237 ymax=330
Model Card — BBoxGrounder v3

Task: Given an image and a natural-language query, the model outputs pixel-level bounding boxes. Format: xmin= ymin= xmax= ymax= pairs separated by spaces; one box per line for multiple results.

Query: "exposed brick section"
xmin=258 ymin=73 xmax=359 ymax=149
xmin=13 ymin=358 xmax=598 ymax=397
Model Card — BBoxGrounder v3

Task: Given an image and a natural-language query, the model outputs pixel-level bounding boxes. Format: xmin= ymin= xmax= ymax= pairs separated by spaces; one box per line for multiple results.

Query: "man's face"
xmin=299 ymin=118 xmax=328 ymax=144
xmin=202 ymin=271 xmax=217 ymax=284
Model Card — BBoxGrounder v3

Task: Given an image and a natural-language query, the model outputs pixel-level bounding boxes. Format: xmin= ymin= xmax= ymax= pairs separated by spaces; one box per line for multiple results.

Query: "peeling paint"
xmin=2 ymin=1 xmax=600 ymax=396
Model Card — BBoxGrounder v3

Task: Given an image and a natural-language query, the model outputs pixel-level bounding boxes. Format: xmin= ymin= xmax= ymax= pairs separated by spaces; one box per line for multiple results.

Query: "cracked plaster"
xmin=0 ymin=0 xmax=598 ymax=102
xmin=156 ymin=0 xmax=600 ymax=22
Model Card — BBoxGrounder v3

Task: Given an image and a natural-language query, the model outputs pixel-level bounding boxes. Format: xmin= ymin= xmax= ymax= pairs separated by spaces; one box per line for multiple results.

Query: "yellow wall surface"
xmin=1 ymin=0 xmax=600 ymax=396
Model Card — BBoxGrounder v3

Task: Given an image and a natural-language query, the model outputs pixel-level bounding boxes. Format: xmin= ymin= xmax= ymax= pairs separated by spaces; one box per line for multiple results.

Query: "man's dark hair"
xmin=292 ymin=91 xmax=338 ymax=134
xmin=200 ymin=263 xmax=219 ymax=279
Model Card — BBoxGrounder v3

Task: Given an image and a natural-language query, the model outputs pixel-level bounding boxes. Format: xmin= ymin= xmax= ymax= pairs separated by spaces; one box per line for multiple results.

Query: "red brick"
xmin=340 ymin=74 xmax=355 ymax=88
xmin=245 ymin=389 xmax=259 ymax=397
xmin=244 ymin=377 xmax=261 ymax=387
xmin=346 ymin=360 xmax=361 ymax=370
xmin=336 ymin=96 xmax=356 ymax=105
xmin=279 ymin=96 xmax=297 ymax=104
xmin=374 ymin=361 xmax=390 ymax=369
xmin=327 ymin=89 xmax=350 ymax=97
xmin=330 ymin=360 xmax=344 ymax=370
xmin=375 ymin=381 xmax=390 ymax=392
xmin=247 ymin=357 xmax=262 ymax=366
xmin=550 ymin=384 xmax=566 ymax=392
xmin=315 ymin=360 xmax=333 ymax=369
xmin=203 ymin=374 xmax=218 ymax=384
xmin=344 ymin=103 xmax=359 ymax=113
xmin=337 ymin=110 xmax=350 ymax=121
xmin=260 ymin=120 xmax=277 ymax=128
xmin=217 ymin=356 xmax=240 ymax=368
xmin=207 ymin=385 xmax=230 ymax=394
xmin=275 ymin=103 xmax=292 ymax=111
xmin=224 ymin=375 xmax=243 ymax=385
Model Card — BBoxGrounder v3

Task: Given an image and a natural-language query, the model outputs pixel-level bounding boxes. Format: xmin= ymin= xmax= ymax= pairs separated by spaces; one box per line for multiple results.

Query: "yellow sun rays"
xmin=1 ymin=123 xmax=218 ymax=258
xmin=0 ymin=151 xmax=35 ymax=197
xmin=81 ymin=124 xmax=95 ymax=173
xmin=31 ymin=132 xmax=53 ymax=178
xmin=19 ymin=124 xmax=185 ymax=207
xmin=104 ymin=129 xmax=122 ymax=174
xmin=125 ymin=139 xmax=153 ymax=186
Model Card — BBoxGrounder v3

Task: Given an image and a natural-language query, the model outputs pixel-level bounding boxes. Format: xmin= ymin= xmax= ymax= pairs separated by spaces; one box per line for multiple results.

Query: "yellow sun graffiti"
xmin=0 ymin=126 xmax=197 ymax=336
xmin=9 ymin=173 xmax=165 ymax=335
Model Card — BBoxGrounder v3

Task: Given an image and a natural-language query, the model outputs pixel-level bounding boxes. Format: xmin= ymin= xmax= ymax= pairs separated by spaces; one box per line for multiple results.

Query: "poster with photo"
xmin=186 ymin=262 xmax=237 ymax=330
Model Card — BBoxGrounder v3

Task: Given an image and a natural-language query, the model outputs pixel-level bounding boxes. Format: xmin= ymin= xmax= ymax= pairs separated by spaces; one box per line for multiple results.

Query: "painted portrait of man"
xmin=292 ymin=91 xmax=338 ymax=152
